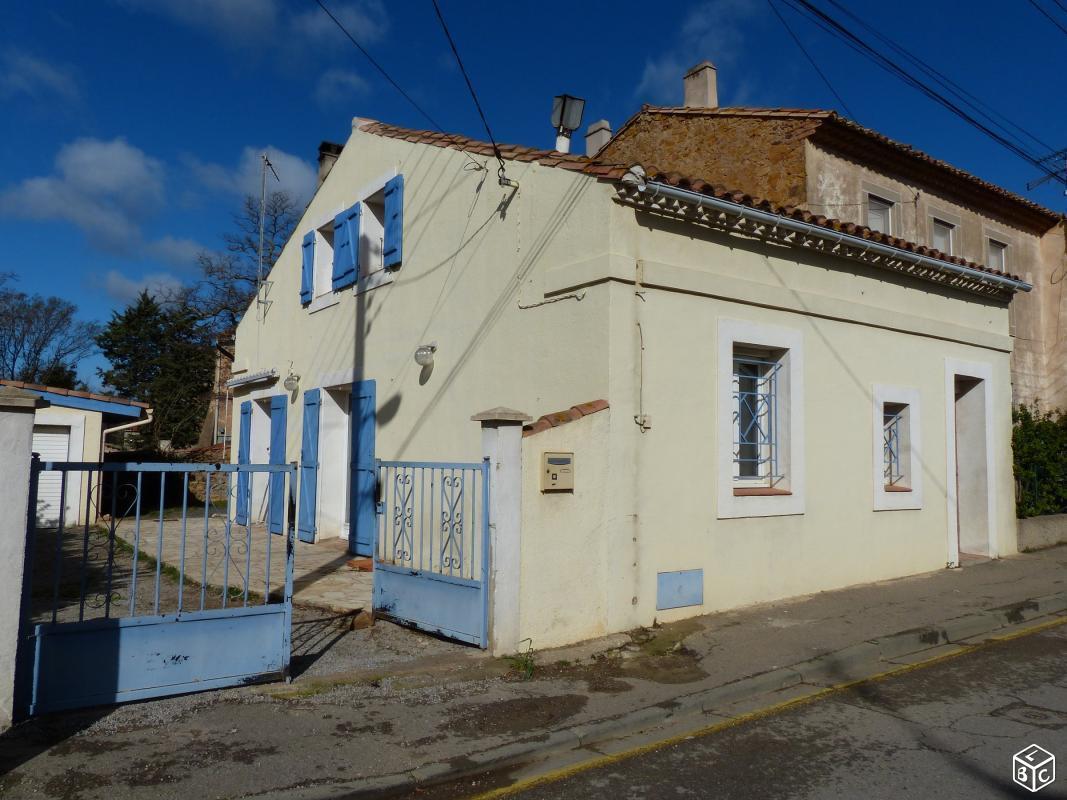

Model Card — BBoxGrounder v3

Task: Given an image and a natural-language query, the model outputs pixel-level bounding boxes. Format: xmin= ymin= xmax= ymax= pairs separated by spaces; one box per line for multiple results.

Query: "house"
xmin=0 ymin=380 xmax=151 ymax=526
xmin=229 ymin=65 xmax=1030 ymax=651
xmin=596 ymin=61 xmax=1067 ymax=409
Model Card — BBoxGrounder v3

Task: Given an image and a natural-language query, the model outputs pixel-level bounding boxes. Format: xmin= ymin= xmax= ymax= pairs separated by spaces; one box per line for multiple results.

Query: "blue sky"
xmin=2 ymin=0 xmax=1065 ymax=387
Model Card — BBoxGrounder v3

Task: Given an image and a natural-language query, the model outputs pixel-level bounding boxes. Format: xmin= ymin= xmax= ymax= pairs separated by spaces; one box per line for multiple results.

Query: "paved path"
xmin=477 ymin=623 xmax=1067 ymax=799
xmin=112 ymin=515 xmax=372 ymax=613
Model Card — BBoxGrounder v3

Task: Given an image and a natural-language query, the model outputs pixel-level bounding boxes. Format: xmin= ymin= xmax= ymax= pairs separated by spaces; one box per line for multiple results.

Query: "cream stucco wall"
xmin=234 ymin=122 xmax=1020 ymax=650
xmin=512 ymin=195 xmax=1017 ymax=647
xmin=232 ymin=122 xmax=617 ymax=538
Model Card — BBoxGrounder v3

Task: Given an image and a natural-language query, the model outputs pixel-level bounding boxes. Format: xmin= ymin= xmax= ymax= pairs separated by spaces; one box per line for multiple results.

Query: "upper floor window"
xmin=931 ymin=218 xmax=955 ymax=254
xmin=866 ymin=194 xmax=894 ymax=234
xmin=988 ymin=238 xmax=1008 ymax=271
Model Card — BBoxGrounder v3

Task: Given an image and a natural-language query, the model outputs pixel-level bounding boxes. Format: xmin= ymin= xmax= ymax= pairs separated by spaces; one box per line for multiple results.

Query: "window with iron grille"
xmin=883 ymin=402 xmax=908 ymax=488
xmin=733 ymin=350 xmax=784 ymax=484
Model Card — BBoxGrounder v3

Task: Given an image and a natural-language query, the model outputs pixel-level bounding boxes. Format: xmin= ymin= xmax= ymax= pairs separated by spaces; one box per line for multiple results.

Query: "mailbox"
xmin=541 ymin=451 xmax=574 ymax=492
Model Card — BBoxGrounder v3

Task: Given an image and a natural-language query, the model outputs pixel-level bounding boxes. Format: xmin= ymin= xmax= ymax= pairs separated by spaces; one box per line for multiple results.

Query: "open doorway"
xmin=946 ymin=361 xmax=997 ymax=567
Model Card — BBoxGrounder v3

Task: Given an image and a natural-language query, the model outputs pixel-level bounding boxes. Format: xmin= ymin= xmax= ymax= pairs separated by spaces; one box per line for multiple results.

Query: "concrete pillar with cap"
xmin=0 ymin=385 xmax=48 ymax=729
xmin=471 ymin=407 xmax=531 ymax=655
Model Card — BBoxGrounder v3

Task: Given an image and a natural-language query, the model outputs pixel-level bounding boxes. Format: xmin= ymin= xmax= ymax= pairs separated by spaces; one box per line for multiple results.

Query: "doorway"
xmin=946 ymin=361 xmax=996 ymax=567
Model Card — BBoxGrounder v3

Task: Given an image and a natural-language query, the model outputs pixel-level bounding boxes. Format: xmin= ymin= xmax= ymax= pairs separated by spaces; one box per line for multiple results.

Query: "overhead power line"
xmin=768 ymin=0 xmax=856 ymax=120
xmin=822 ymin=0 xmax=1054 ymax=155
xmin=314 ymin=0 xmax=486 ymax=171
xmin=779 ymin=0 xmax=1064 ymax=187
xmin=1027 ymin=0 xmax=1067 ymax=37
xmin=430 ymin=0 xmax=513 ymax=186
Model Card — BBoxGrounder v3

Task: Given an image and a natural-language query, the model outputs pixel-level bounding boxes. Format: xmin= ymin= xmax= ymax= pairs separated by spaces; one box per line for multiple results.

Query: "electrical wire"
xmin=822 ymin=0 xmax=1053 ymax=154
xmin=779 ymin=0 xmax=1063 ymax=186
xmin=314 ymin=0 xmax=487 ymax=171
xmin=430 ymin=0 xmax=511 ymax=184
xmin=1027 ymin=0 xmax=1067 ymax=37
xmin=768 ymin=0 xmax=856 ymax=120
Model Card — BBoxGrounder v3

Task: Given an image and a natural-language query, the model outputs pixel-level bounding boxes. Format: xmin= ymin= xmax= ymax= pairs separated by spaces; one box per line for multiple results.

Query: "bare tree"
xmin=0 ymin=273 xmax=99 ymax=388
xmin=189 ymin=191 xmax=301 ymax=331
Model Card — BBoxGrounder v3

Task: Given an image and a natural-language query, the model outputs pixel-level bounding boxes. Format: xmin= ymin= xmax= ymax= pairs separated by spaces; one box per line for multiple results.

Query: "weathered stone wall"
xmin=599 ymin=114 xmax=814 ymax=206
xmin=1018 ymin=513 xmax=1067 ymax=552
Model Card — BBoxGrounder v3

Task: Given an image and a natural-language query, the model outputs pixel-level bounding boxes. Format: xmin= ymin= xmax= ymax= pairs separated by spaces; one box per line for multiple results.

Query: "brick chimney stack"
xmin=683 ymin=61 xmax=718 ymax=108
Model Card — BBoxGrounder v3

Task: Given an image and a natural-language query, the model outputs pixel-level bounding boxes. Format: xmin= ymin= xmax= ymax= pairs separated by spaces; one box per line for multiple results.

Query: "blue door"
xmin=297 ymin=389 xmax=320 ymax=544
xmin=235 ymin=401 xmax=252 ymax=525
xmin=349 ymin=380 xmax=376 ymax=556
xmin=268 ymin=396 xmax=287 ymax=535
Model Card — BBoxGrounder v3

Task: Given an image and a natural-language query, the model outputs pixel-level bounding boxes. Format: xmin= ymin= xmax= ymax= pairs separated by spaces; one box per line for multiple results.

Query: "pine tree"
xmin=97 ymin=292 xmax=214 ymax=449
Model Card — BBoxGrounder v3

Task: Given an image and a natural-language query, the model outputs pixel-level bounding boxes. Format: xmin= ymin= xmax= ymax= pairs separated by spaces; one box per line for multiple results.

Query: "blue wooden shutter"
xmin=297 ymin=389 xmax=321 ymax=542
xmin=382 ymin=175 xmax=404 ymax=269
xmin=348 ymin=380 xmax=376 ymax=557
xmin=268 ymin=395 xmax=287 ymax=535
xmin=235 ymin=401 xmax=252 ymax=525
xmin=300 ymin=231 xmax=315 ymax=304
xmin=332 ymin=204 xmax=361 ymax=291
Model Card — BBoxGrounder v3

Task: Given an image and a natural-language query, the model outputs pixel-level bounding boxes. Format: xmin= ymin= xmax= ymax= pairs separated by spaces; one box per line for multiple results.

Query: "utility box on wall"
xmin=541 ymin=452 xmax=574 ymax=492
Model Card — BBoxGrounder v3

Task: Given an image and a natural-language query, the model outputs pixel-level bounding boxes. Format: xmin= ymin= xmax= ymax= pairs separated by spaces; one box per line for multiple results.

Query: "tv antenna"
xmin=257 ymin=152 xmax=281 ymax=316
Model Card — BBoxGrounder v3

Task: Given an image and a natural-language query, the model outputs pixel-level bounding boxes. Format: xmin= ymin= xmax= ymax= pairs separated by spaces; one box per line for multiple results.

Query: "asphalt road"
xmin=458 ymin=624 xmax=1067 ymax=799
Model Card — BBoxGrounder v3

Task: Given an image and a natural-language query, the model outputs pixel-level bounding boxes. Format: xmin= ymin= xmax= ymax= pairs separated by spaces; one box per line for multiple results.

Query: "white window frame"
xmin=866 ymin=193 xmax=894 ymax=234
xmin=872 ymin=384 xmax=923 ymax=511
xmin=987 ymin=237 xmax=1009 ymax=272
xmin=303 ymin=169 xmax=398 ymax=314
xmin=718 ymin=318 xmax=804 ymax=519
xmin=931 ymin=218 xmax=955 ymax=255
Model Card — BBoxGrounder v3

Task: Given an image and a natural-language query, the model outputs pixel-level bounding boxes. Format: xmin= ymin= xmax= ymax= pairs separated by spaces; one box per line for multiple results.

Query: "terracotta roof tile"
xmin=523 ymin=400 xmax=610 ymax=437
xmin=631 ymin=106 xmax=1060 ymax=227
xmin=643 ymin=168 xmax=1024 ymax=283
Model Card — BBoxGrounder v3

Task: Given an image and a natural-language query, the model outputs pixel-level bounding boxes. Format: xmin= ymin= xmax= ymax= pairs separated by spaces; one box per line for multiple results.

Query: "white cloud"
xmin=117 ymin=0 xmax=387 ymax=49
xmin=291 ymin=0 xmax=389 ymax=48
xmin=634 ymin=0 xmax=759 ymax=105
xmin=0 ymin=137 xmax=165 ymax=252
xmin=189 ymin=146 xmax=317 ymax=205
xmin=115 ymin=0 xmax=278 ymax=43
xmin=315 ymin=68 xmax=370 ymax=107
xmin=0 ymin=49 xmax=80 ymax=103
xmin=148 ymin=235 xmax=204 ymax=269
xmin=98 ymin=269 xmax=185 ymax=304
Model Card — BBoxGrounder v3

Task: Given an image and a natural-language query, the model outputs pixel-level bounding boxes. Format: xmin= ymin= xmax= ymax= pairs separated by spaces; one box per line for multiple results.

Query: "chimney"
xmin=584 ymin=119 xmax=612 ymax=157
xmin=683 ymin=61 xmax=718 ymax=108
xmin=317 ymin=141 xmax=344 ymax=187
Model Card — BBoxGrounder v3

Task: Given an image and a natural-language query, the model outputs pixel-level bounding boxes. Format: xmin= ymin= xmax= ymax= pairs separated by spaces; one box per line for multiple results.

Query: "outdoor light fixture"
xmin=551 ymin=94 xmax=586 ymax=154
xmin=414 ymin=343 xmax=437 ymax=368
xmin=283 ymin=372 xmax=300 ymax=392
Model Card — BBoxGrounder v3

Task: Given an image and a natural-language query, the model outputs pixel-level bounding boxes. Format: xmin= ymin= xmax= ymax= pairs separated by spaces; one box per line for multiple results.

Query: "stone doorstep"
xmin=247 ymin=590 xmax=1067 ymax=800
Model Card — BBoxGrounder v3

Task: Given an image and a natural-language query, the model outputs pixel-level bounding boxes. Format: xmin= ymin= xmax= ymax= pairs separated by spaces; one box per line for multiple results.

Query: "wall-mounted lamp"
xmin=283 ymin=372 xmax=300 ymax=392
xmin=414 ymin=343 xmax=437 ymax=368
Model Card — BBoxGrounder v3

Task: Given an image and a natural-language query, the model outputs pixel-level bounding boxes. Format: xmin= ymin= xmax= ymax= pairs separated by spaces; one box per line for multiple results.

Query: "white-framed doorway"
xmin=317 ymin=386 xmax=352 ymax=541
xmin=944 ymin=358 xmax=997 ymax=567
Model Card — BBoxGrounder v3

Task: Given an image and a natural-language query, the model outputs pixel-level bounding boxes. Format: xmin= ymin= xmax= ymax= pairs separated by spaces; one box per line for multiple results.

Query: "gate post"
xmin=0 ymin=386 xmax=48 ymax=729
xmin=472 ymin=407 xmax=530 ymax=655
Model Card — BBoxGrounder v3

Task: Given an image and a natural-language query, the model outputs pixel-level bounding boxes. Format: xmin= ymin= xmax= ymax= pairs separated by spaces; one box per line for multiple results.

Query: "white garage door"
xmin=33 ymin=425 xmax=70 ymax=525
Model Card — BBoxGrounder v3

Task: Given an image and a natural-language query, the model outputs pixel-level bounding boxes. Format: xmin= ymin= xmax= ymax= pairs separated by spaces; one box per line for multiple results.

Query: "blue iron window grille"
xmin=883 ymin=403 xmax=907 ymax=487
xmin=733 ymin=354 xmax=783 ymax=481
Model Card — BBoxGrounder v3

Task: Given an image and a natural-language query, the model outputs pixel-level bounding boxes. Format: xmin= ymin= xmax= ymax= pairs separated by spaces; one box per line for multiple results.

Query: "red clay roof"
xmin=637 ymin=168 xmax=1024 ymax=284
xmin=627 ymin=106 xmax=1061 ymax=228
xmin=523 ymin=400 xmax=609 ymax=437
xmin=0 ymin=379 xmax=150 ymax=409
xmin=360 ymin=118 xmax=1026 ymax=286
xmin=358 ymin=120 xmax=628 ymax=179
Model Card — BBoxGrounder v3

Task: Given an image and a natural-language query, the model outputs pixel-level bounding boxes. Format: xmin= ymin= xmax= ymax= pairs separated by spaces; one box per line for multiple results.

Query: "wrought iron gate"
xmin=372 ymin=459 xmax=490 ymax=647
xmin=16 ymin=459 xmax=296 ymax=718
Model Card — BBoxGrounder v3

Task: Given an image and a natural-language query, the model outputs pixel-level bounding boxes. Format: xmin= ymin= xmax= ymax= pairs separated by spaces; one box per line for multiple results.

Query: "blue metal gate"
xmin=15 ymin=459 xmax=297 ymax=719
xmin=372 ymin=459 xmax=490 ymax=647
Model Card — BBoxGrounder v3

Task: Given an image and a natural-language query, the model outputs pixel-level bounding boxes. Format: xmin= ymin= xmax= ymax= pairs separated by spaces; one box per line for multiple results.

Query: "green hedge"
xmin=1013 ymin=405 xmax=1067 ymax=518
